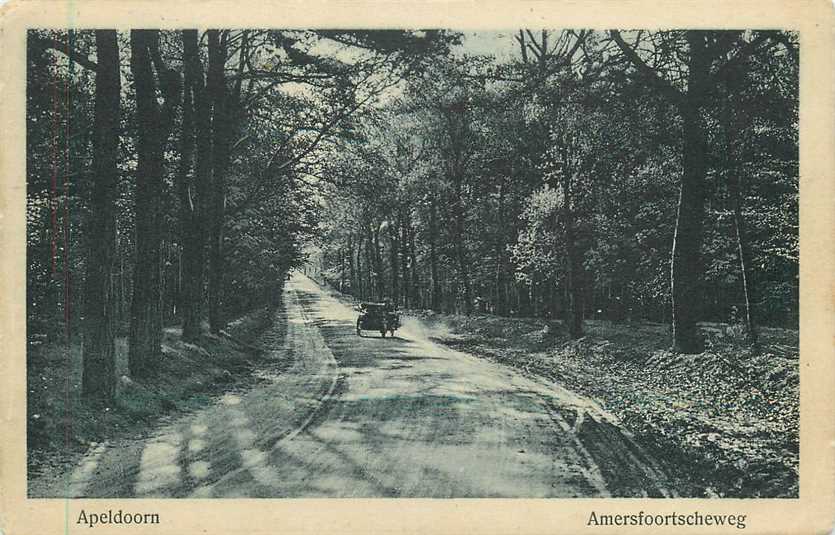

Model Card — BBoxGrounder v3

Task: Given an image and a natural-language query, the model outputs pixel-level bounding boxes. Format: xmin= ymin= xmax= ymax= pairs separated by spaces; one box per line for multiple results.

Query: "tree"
xmin=710 ymin=33 xmax=798 ymax=344
xmin=610 ymin=30 xmax=782 ymax=353
xmin=177 ymin=29 xmax=208 ymax=342
xmin=81 ymin=30 xmax=120 ymax=401
xmin=207 ymin=29 xmax=231 ymax=334
xmin=129 ymin=30 xmax=181 ymax=376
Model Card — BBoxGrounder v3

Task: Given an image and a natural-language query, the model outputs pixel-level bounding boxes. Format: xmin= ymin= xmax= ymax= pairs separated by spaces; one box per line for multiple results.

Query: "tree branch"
xmin=609 ymin=30 xmax=684 ymax=105
xmin=515 ymin=30 xmax=528 ymax=64
xmin=525 ymin=29 xmax=544 ymax=57
xmin=712 ymin=32 xmax=772 ymax=81
xmin=561 ymin=30 xmax=587 ymax=65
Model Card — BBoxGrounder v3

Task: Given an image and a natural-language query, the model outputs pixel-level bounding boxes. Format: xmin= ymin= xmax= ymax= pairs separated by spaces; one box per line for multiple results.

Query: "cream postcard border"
xmin=0 ymin=1 xmax=832 ymax=534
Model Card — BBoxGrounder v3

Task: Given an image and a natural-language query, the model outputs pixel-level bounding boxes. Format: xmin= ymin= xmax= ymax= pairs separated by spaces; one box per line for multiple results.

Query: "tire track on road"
xmin=186 ymin=282 xmax=342 ymax=497
xmin=277 ymin=284 xmax=341 ymax=442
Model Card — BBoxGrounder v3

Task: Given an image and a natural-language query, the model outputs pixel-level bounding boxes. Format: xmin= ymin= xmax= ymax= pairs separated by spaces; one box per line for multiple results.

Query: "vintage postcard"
xmin=1 ymin=0 xmax=833 ymax=533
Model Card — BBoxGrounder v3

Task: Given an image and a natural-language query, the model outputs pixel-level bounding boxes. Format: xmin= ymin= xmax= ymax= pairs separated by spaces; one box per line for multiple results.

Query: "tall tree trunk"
xmin=129 ymin=30 xmax=181 ymax=377
xmin=530 ymin=273 xmax=538 ymax=318
xmin=400 ymin=215 xmax=410 ymax=308
xmin=494 ymin=246 xmax=504 ymax=315
xmin=408 ymin=224 xmax=419 ymax=309
xmin=562 ymin=171 xmax=584 ymax=338
xmin=207 ymin=30 xmax=230 ymax=334
xmin=179 ymin=29 xmax=211 ymax=342
xmin=81 ymin=30 xmax=120 ymax=401
xmin=444 ymin=98 xmax=472 ymax=314
xmin=118 ymin=236 xmax=126 ymax=323
xmin=610 ymin=29 xmax=747 ymax=352
xmin=722 ymin=77 xmax=758 ymax=347
xmin=518 ymin=279 xmax=531 ymax=316
xmin=364 ymin=229 xmax=375 ymax=300
xmin=545 ymin=255 xmax=558 ymax=319
xmin=360 ymin=236 xmax=368 ymax=299
xmin=355 ymin=236 xmax=364 ymax=299
xmin=346 ymin=237 xmax=355 ymax=296
xmin=729 ymin=169 xmax=758 ymax=345
xmin=372 ymin=225 xmax=385 ymax=299
xmin=453 ymin=187 xmax=472 ymax=314
xmin=495 ymin=182 xmax=508 ymax=316
xmin=162 ymin=241 xmax=178 ymax=323
xmin=428 ymin=195 xmax=441 ymax=311
xmin=389 ymin=224 xmax=400 ymax=306
xmin=670 ymin=31 xmax=709 ymax=354
xmin=176 ymin=109 xmax=201 ymax=343
xmin=338 ymin=247 xmax=345 ymax=292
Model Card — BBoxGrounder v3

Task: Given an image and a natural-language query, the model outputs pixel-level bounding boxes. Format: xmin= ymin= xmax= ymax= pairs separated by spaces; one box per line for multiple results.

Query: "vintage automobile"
xmin=355 ymin=302 xmax=400 ymax=337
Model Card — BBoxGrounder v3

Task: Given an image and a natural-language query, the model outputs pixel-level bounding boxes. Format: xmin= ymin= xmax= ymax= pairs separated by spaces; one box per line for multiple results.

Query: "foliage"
xmin=314 ymin=30 xmax=798 ymax=334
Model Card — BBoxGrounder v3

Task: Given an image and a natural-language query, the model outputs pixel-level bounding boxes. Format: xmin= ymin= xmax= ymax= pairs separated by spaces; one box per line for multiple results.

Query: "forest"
xmin=310 ymin=31 xmax=798 ymax=343
xmin=27 ymin=29 xmax=797 ymax=403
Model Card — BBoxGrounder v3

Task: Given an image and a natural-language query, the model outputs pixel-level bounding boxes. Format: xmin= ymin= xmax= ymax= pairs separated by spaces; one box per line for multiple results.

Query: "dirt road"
xmin=48 ymin=273 xmax=674 ymax=498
